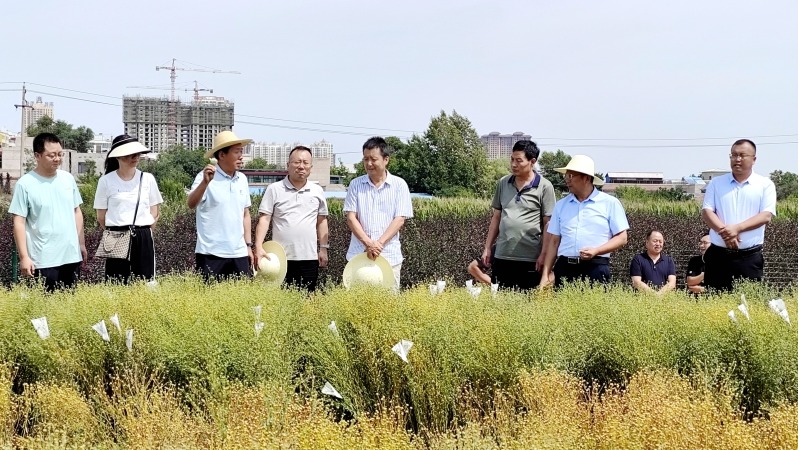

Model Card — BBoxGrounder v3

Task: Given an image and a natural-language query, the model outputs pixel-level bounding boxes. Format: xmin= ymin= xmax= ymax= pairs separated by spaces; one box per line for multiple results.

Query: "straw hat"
xmin=107 ymin=134 xmax=150 ymax=158
xmin=256 ymin=241 xmax=288 ymax=284
xmin=204 ymin=130 xmax=253 ymax=158
xmin=342 ymin=253 xmax=395 ymax=289
xmin=555 ymin=155 xmax=605 ymax=186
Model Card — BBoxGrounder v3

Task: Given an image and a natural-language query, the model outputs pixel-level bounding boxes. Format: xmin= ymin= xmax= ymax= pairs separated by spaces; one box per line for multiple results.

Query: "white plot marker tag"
xmin=392 ymin=339 xmax=414 ymax=363
xmin=92 ymin=320 xmax=111 ymax=342
xmin=31 ymin=317 xmax=50 ymax=340
xmin=321 ymin=381 xmax=342 ymax=399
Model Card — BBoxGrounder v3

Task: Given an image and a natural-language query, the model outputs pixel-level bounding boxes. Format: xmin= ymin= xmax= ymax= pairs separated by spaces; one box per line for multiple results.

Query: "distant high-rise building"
xmin=86 ymin=133 xmax=113 ymax=154
xmin=480 ymin=131 xmax=532 ymax=160
xmin=122 ymin=95 xmax=234 ymax=153
xmin=23 ymin=97 xmax=54 ymax=131
xmin=250 ymin=139 xmax=334 ymax=166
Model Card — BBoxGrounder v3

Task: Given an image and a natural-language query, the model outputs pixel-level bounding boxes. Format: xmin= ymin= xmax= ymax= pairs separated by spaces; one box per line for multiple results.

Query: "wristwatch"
xmin=246 ymin=242 xmax=255 ymax=249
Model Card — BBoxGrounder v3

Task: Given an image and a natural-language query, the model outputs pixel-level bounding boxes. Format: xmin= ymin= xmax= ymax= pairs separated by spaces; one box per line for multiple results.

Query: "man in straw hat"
xmin=254 ymin=145 xmax=329 ymax=292
xmin=483 ymin=140 xmax=556 ymax=291
xmin=188 ymin=130 xmax=255 ymax=282
xmin=9 ymin=132 xmax=87 ymax=292
xmin=344 ymin=137 xmax=413 ymax=289
xmin=539 ymin=155 xmax=629 ymax=288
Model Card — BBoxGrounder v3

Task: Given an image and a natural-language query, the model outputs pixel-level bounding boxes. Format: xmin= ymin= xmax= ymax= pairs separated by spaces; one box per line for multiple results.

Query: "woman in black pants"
xmin=93 ymin=135 xmax=164 ymax=284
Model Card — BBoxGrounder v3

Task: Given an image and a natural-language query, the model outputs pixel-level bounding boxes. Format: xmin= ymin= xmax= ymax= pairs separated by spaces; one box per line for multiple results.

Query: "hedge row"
xmin=0 ymin=198 xmax=796 ymax=288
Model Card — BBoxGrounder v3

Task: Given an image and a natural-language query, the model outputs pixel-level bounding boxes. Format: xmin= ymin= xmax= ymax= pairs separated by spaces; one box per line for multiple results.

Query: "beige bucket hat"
xmin=256 ymin=241 xmax=288 ymax=284
xmin=204 ymin=130 xmax=253 ymax=159
xmin=555 ymin=155 xmax=605 ymax=186
xmin=342 ymin=253 xmax=395 ymax=289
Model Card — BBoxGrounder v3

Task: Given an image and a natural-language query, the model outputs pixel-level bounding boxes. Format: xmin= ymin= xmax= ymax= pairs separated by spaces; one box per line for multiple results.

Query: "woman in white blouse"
xmin=94 ymin=134 xmax=164 ymax=283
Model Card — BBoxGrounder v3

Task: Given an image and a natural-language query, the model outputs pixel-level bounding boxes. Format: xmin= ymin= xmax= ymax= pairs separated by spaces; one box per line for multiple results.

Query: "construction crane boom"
xmin=154 ymin=58 xmax=240 ymax=146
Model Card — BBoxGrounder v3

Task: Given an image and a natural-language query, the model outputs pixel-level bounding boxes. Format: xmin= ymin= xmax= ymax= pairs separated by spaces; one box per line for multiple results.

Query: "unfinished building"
xmin=122 ymin=96 xmax=235 ymax=153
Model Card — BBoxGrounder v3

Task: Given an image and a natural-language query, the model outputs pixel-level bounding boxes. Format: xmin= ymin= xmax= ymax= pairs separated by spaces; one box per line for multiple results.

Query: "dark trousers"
xmin=195 ymin=253 xmax=253 ymax=283
xmin=286 ymin=260 xmax=320 ymax=292
xmin=554 ymin=256 xmax=611 ymax=288
xmin=704 ymin=244 xmax=764 ymax=292
xmin=105 ymin=226 xmax=155 ymax=284
xmin=492 ymin=257 xmax=541 ymax=291
xmin=34 ymin=262 xmax=81 ymax=293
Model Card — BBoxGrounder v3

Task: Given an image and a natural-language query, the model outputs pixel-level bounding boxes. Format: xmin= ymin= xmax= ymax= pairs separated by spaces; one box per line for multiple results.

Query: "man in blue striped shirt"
xmin=344 ymin=137 xmax=414 ymax=288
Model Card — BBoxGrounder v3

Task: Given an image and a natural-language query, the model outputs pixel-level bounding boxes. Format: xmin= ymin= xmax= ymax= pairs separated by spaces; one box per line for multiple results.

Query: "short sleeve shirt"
xmin=93 ymin=170 xmax=164 ymax=226
xmin=547 ymin=188 xmax=630 ymax=257
xmin=686 ymin=255 xmax=705 ymax=284
xmin=190 ymin=168 xmax=251 ymax=258
xmin=8 ymin=170 xmax=83 ymax=269
xmin=491 ymin=173 xmax=556 ymax=262
xmin=259 ymin=178 xmax=328 ymax=260
xmin=343 ymin=172 xmax=413 ymax=266
xmin=630 ymin=252 xmax=676 ymax=288
xmin=702 ymin=172 xmax=776 ymax=248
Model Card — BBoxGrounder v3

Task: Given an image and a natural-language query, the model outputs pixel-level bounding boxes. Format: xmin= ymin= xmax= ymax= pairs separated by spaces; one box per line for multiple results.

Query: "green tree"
xmin=770 ymin=170 xmax=798 ymax=201
xmin=390 ymin=111 xmax=493 ymax=197
xmin=138 ymin=145 xmax=206 ymax=189
xmin=26 ymin=116 xmax=94 ymax=152
xmin=78 ymin=160 xmax=99 ymax=185
xmin=244 ymin=158 xmax=279 ymax=170
xmin=537 ymin=149 xmax=572 ymax=194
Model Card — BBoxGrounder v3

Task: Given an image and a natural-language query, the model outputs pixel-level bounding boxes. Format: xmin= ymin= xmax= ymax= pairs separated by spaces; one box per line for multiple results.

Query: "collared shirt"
xmin=547 ymin=188 xmax=630 ymax=258
xmin=630 ymin=251 xmax=676 ymax=288
xmin=686 ymin=255 xmax=705 ymax=285
xmin=8 ymin=170 xmax=83 ymax=269
xmin=190 ymin=167 xmax=251 ymax=258
xmin=702 ymin=172 xmax=776 ymax=248
xmin=491 ymin=173 xmax=556 ymax=261
xmin=259 ymin=177 xmax=328 ymax=260
xmin=343 ymin=172 xmax=413 ymax=265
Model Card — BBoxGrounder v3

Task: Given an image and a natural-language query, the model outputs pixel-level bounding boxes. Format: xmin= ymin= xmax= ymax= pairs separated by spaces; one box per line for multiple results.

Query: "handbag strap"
xmin=130 ymin=171 xmax=144 ymax=228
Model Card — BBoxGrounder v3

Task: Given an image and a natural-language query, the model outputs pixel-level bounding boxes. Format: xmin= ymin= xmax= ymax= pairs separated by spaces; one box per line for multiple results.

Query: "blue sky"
xmin=1 ymin=0 xmax=796 ymax=178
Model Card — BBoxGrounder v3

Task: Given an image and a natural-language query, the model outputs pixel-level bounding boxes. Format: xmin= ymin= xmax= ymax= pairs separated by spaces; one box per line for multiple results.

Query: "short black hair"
xmin=511 ymin=140 xmax=540 ymax=160
xmin=362 ymin=136 xmax=390 ymax=158
xmin=288 ymin=145 xmax=312 ymax=159
xmin=213 ymin=145 xmax=237 ymax=160
xmin=646 ymin=230 xmax=664 ymax=239
xmin=732 ymin=139 xmax=757 ymax=154
xmin=32 ymin=133 xmax=62 ymax=154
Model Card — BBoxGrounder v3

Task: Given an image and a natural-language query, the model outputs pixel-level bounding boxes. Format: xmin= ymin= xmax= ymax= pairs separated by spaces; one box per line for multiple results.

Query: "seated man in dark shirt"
xmin=630 ymin=230 xmax=676 ymax=295
xmin=686 ymin=233 xmax=711 ymax=294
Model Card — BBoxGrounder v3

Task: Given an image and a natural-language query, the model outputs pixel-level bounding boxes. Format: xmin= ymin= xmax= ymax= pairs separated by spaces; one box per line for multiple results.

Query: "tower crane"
xmin=154 ymin=58 xmax=240 ymax=146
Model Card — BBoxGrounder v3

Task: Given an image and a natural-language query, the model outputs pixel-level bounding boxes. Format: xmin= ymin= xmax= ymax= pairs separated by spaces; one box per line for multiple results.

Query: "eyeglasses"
xmin=729 ymin=153 xmax=754 ymax=160
xmin=38 ymin=152 xmax=64 ymax=160
xmin=290 ymin=161 xmax=311 ymax=167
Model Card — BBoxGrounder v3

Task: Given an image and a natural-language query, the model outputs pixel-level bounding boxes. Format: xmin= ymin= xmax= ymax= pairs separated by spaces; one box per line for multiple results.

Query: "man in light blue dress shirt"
xmin=344 ymin=137 xmax=414 ymax=288
xmin=701 ymin=139 xmax=776 ymax=291
xmin=539 ymin=155 xmax=629 ymax=288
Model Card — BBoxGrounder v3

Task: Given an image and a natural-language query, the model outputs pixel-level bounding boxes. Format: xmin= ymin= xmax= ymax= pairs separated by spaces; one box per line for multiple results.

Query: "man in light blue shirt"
xmin=344 ymin=137 xmax=413 ymax=288
xmin=539 ymin=155 xmax=629 ymax=288
xmin=9 ymin=133 xmax=86 ymax=292
xmin=701 ymin=139 xmax=776 ymax=291
xmin=188 ymin=131 xmax=254 ymax=282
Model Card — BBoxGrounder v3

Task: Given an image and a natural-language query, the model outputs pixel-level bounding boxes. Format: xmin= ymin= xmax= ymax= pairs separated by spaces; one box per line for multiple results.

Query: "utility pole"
xmin=13 ymin=82 xmax=32 ymax=179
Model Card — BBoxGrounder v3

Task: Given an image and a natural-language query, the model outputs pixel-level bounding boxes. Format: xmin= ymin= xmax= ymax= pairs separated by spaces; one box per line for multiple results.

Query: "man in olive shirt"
xmin=483 ymin=140 xmax=556 ymax=290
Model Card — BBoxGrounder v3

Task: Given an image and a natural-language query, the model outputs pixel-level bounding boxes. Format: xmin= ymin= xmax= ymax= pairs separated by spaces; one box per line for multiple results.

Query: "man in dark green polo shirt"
xmin=482 ymin=140 xmax=556 ymax=291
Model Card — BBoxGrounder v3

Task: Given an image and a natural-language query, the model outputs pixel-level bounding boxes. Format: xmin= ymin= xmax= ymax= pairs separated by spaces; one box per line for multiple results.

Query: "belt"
xmin=557 ymin=255 xmax=610 ymax=265
xmin=711 ymin=244 xmax=762 ymax=256
xmin=107 ymin=225 xmax=151 ymax=231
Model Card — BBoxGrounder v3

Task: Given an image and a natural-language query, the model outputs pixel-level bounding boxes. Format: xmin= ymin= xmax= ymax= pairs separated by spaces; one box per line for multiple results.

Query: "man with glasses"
xmin=254 ymin=146 xmax=329 ymax=292
xmin=686 ymin=233 xmax=711 ymax=294
xmin=9 ymin=133 xmax=87 ymax=292
xmin=701 ymin=139 xmax=776 ymax=291
xmin=539 ymin=155 xmax=629 ymax=288
xmin=483 ymin=140 xmax=555 ymax=290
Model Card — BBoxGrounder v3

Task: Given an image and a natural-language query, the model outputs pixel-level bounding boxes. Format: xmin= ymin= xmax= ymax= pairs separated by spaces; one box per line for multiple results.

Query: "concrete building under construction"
xmin=122 ymin=95 xmax=234 ymax=153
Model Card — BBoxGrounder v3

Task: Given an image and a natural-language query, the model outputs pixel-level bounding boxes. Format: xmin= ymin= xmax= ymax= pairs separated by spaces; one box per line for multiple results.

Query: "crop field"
xmin=0 ymin=278 xmax=795 ymax=449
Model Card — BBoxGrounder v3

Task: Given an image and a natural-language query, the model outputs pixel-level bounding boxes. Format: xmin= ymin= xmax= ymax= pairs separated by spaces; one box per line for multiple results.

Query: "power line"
xmin=27 ymin=83 xmax=121 ymax=99
xmin=234 ymin=113 xmax=419 ymax=133
xmin=26 ymin=90 xmax=121 ymax=107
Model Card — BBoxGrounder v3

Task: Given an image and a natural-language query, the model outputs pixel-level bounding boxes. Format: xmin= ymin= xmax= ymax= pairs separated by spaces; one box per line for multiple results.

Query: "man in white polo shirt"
xmin=702 ymin=139 xmax=776 ymax=291
xmin=188 ymin=130 xmax=255 ymax=282
xmin=344 ymin=136 xmax=413 ymax=288
xmin=254 ymin=146 xmax=329 ymax=292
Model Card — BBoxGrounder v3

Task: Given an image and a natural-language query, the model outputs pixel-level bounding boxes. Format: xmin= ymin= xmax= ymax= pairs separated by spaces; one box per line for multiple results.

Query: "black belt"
xmin=107 ymin=225 xmax=150 ymax=231
xmin=557 ymin=255 xmax=610 ymax=265
xmin=711 ymin=244 xmax=762 ymax=256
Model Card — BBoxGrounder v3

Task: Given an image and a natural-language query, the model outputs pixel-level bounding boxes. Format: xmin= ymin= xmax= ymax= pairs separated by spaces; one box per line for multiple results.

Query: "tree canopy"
xmin=26 ymin=116 xmax=94 ymax=153
xmin=770 ymin=170 xmax=798 ymax=200
xmin=537 ymin=149 xmax=572 ymax=194
xmin=244 ymin=158 xmax=280 ymax=170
